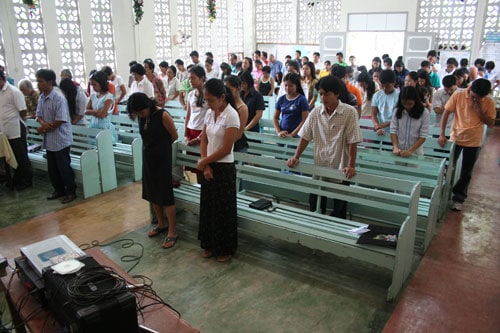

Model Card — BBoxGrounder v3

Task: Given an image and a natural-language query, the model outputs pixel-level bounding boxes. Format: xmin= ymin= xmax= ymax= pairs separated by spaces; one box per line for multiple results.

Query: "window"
xmin=299 ymin=0 xmax=341 ymax=44
xmin=56 ymin=0 xmax=85 ymax=84
xmin=197 ymin=0 xmax=212 ymax=55
xmin=12 ymin=0 xmax=49 ymax=81
xmin=90 ymin=0 xmax=116 ymax=72
xmin=177 ymin=0 xmax=194 ymax=62
xmin=255 ymin=0 xmax=293 ymax=43
xmin=416 ymin=0 xmax=477 ymax=51
xmin=154 ymin=0 xmax=172 ymax=62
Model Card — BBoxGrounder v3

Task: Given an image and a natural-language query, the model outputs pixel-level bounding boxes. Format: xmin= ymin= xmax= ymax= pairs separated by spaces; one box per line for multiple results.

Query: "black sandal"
xmin=148 ymin=225 xmax=168 ymax=237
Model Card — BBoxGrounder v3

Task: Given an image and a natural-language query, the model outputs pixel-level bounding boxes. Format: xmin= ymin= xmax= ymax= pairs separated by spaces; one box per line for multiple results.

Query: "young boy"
xmin=371 ymin=70 xmax=400 ymax=135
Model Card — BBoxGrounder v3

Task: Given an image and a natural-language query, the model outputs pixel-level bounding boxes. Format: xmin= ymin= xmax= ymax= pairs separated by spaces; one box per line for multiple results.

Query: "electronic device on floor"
xmin=14 ymin=256 xmax=47 ymax=305
xmin=20 ymin=235 xmax=86 ymax=277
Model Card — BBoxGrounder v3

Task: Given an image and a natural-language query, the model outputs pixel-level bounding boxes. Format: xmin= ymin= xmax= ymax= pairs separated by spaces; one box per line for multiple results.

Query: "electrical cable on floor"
xmin=79 ymin=238 xmax=144 ymax=273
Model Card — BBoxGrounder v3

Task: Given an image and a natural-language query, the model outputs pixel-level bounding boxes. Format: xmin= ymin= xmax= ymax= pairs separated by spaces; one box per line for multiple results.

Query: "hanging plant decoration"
xmin=207 ymin=0 xmax=216 ymax=23
xmin=133 ymin=0 xmax=144 ymax=25
xmin=22 ymin=0 xmax=38 ymax=18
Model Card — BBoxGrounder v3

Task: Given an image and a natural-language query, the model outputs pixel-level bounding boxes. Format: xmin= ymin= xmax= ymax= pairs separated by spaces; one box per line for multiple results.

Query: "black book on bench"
xmin=249 ymin=198 xmax=273 ymax=210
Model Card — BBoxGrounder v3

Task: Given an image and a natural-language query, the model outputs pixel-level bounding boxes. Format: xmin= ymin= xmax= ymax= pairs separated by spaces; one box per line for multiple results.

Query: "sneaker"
xmin=452 ymin=202 xmax=463 ymax=211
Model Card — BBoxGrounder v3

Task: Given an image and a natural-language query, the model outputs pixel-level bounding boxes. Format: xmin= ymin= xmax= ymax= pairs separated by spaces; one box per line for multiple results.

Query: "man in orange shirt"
xmin=331 ymin=64 xmax=362 ymax=117
xmin=438 ymin=78 xmax=496 ymax=211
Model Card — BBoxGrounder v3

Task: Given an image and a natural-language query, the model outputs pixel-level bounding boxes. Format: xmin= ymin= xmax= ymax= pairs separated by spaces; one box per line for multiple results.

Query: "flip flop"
xmin=148 ymin=225 xmax=168 ymax=237
xmin=162 ymin=235 xmax=178 ymax=249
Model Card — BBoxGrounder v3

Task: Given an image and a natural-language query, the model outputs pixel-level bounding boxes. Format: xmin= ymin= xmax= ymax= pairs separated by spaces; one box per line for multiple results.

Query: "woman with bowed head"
xmin=196 ymin=78 xmax=240 ymax=262
xmin=85 ymin=71 xmax=117 ymax=143
xmin=127 ymin=92 xmax=179 ymax=249
xmin=273 ymin=72 xmax=309 ymax=138
xmin=59 ymin=78 xmax=87 ymax=126
xmin=223 ymin=75 xmax=249 ymax=153
xmin=184 ymin=65 xmax=209 ymax=183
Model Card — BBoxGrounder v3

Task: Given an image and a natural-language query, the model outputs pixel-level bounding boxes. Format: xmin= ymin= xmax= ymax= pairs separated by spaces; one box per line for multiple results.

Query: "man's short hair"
xmin=474 ymin=58 xmax=485 ymax=67
xmin=313 ymin=52 xmax=320 ymax=57
xmin=427 ymin=50 xmax=437 ymax=58
xmin=295 ymin=50 xmax=301 ymax=56
xmin=262 ymin=51 xmax=267 ymax=58
xmin=130 ymin=64 xmax=146 ymax=76
xmin=205 ymin=52 xmax=214 ymax=58
xmin=485 ymin=61 xmax=495 ymax=71
xmin=442 ymin=75 xmax=457 ymax=88
xmin=379 ymin=69 xmax=396 ymax=84
xmin=254 ymin=50 xmax=261 ymax=56
xmin=175 ymin=59 xmax=184 ymax=66
xmin=143 ymin=59 xmax=155 ymax=71
xmin=36 ymin=69 xmax=56 ymax=83
xmin=446 ymin=57 xmax=458 ymax=66
xmin=420 ymin=60 xmax=431 ymax=68
xmin=189 ymin=50 xmax=199 ymax=57
xmin=205 ymin=58 xmax=214 ymax=65
xmin=470 ymin=78 xmax=491 ymax=97
xmin=336 ymin=52 xmax=344 ymax=58
xmin=101 ymin=66 xmax=113 ymax=76
xmin=330 ymin=64 xmax=347 ymax=79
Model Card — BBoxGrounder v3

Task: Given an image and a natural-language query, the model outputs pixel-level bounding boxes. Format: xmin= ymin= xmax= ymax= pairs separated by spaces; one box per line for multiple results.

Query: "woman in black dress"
xmin=127 ymin=93 xmax=179 ymax=249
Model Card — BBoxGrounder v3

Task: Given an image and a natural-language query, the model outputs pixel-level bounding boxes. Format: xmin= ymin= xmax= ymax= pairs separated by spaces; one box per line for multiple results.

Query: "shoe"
xmin=452 ymin=202 xmax=463 ymax=211
xmin=148 ymin=225 xmax=168 ymax=237
xmin=216 ymin=255 xmax=232 ymax=263
xmin=162 ymin=235 xmax=178 ymax=249
xmin=47 ymin=191 xmax=64 ymax=200
xmin=61 ymin=194 xmax=76 ymax=204
xmin=201 ymin=250 xmax=213 ymax=258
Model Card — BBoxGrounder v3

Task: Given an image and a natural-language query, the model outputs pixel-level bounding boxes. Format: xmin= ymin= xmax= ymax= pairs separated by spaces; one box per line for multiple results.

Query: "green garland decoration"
xmin=133 ymin=0 xmax=144 ymax=25
xmin=207 ymin=0 xmax=216 ymax=23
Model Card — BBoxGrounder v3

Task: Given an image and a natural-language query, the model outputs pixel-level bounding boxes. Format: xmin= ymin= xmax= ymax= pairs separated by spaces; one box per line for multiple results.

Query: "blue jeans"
xmin=46 ymin=146 xmax=76 ymax=195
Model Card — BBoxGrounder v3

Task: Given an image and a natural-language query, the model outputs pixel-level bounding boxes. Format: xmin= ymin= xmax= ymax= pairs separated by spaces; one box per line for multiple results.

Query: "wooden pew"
xmin=110 ymin=115 xmax=143 ymax=181
xmin=172 ymin=142 xmax=421 ymax=301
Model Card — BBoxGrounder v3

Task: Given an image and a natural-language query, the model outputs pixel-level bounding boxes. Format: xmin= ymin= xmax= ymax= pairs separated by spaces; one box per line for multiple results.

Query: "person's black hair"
xmin=126 ymin=92 xmax=156 ymax=120
xmin=379 ymin=69 xmax=396 ymax=84
xmin=254 ymin=59 xmax=262 ymax=66
xmin=330 ymin=64 xmax=347 ymax=79
xmin=205 ymin=58 xmax=214 ymax=65
xmin=357 ymin=65 xmax=367 ymax=73
xmin=238 ymin=70 xmax=255 ymax=89
xmin=101 ymin=66 xmax=113 ymax=76
xmin=236 ymin=61 xmax=243 ymax=70
xmin=336 ymin=52 xmax=344 ymax=58
xmin=485 ymin=61 xmax=495 ymax=71
xmin=189 ymin=50 xmax=199 ymax=57
xmin=254 ymin=50 xmax=261 ymax=56
xmin=244 ymin=57 xmax=253 ymax=72
xmin=129 ymin=60 xmax=138 ymax=67
xmin=407 ymin=71 xmax=419 ymax=83
xmin=356 ymin=72 xmax=376 ymax=101
xmin=460 ymin=58 xmax=469 ymax=67
xmin=159 ymin=61 xmax=169 ymax=68
xmin=420 ymin=60 xmax=431 ymax=68
xmin=35 ymin=69 xmax=56 ymax=83
xmin=262 ymin=51 xmax=268 ymax=58
xmin=446 ymin=57 xmax=458 ymax=67
xmin=143 ymin=59 xmax=155 ymax=71
xmin=205 ymin=51 xmax=214 ymax=58
xmin=396 ymin=86 xmax=425 ymax=120
xmin=384 ymin=57 xmax=393 ymax=67
xmin=204 ymin=78 xmax=236 ymax=110
xmin=303 ymin=61 xmax=316 ymax=79
xmin=190 ymin=65 xmax=206 ymax=107
xmin=295 ymin=50 xmax=301 ymax=56
xmin=315 ymin=76 xmax=352 ymax=106
xmin=473 ymin=58 xmax=485 ymax=67
xmin=287 ymin=60 xmax=300 ymax=73
xmin=175 ymin=59 xmax=184 ymax=66
xmin=230 ymin=53 xmax=237 ymax=60
xmin=394 ymin=59 xmax=405 ymax=69
xmin=130 ymin=64 xmax=146 ymax=76
xmin=313 ymin=52 xmax=320 ymax=57
xmin=224 ymin=75 xmax=242 ymax=90
xmin=302 ymin=56 xmax=309 ymax=62
xmin=90 ymin=70 xmax=109 ymax=92
xmin=442 ymin=75 xmax=457 ymax=88
xmin=372 ymin=57 xmax=382 ymax=65
xmin=417 ymin=69 xmax=431 ymax=87
xmin=382 ymin=53 xmax=390 ymax=60
xmin=0 ymin=70 xmax=5 ymax=79
xmin=427 ymin=50 xmax=437 ymax=58
xmin=283 ymin=72 xmax=305 ymax=96
xmin=220 ymin=62 xmax=231 ymax=77
xmin=168 ymin=65 xmax=177 ymax=76
xmin=470 ymin=78 xmax=491 ymax=97
xmin=262 ymin=65 xmax=271 ymax=74
xmin=59 ymin=78 xmax=77 ymax=120
xmin=324 ymin=60 xmax=331 ymax=66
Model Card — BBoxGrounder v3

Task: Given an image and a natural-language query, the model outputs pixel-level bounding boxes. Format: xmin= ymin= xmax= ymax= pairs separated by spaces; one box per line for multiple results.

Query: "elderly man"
xmin=0 ymin=70 xmax=33 ymax=190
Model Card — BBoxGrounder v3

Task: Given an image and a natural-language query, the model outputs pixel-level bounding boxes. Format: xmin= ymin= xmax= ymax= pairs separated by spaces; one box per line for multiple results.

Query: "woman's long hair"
xmin=204 ymin=78 xmax=236 ymax=110
xmin=356 ymin=72 xmax=376 ymax=101
xmin=395 ymin=86 xmax=425 ymax=119
xmin=59 ymin=78 xmax=77 ymax=121
xmin=283 ymin=73 xmax=305 ymax=96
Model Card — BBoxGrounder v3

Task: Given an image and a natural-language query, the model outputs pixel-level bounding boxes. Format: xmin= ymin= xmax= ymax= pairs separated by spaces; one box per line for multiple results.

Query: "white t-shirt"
xmin=112 ymin=75 xmax=125 ymax=100
xmin=129 ymin=77 xmax=154 ymax=99
xmin=0 ymin=83 xmax=26 ymax=139
xmin=165 ymin=77 xmax=181 ymax=101
xmin=204 ymin=104 xmax=240 ymax=163
xmin=187 ymin=89 xmax=209 ymax=130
